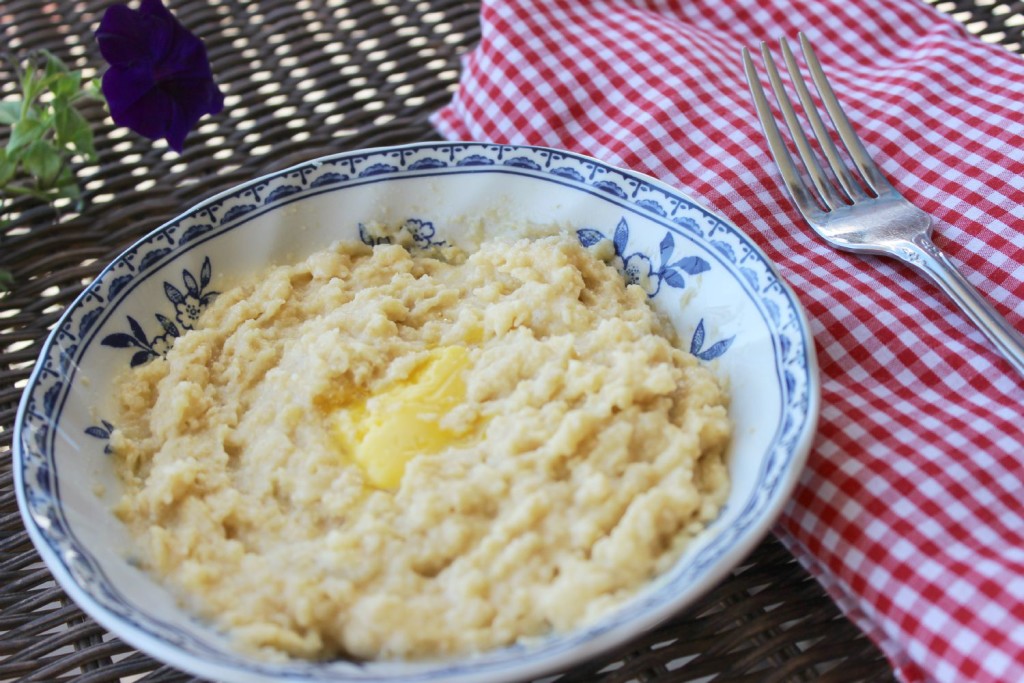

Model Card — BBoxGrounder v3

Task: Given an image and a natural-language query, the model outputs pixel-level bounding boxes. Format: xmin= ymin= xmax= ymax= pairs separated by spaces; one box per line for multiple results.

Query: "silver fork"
xmin=743 ymin=35 xmax=1024 ymax=378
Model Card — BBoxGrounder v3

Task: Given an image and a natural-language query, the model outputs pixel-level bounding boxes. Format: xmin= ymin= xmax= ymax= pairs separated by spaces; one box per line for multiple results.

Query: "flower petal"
xmin=102 ymin=65 xmax=156 ymax=116
xmin=95 ymin=2 xmax=178 ymax=68
xmin=159 ymin=75 xmax=225 ymax=116
xmin=163 ymin=97 xmax=197 ymax=153
xmin=137 ymin=0 xmax=178 ymax=62
xmin=120 ymin=91 xmax=178 ymax=146
xmin=158 ymin=27 xmax=216 ymax=81
xmin=95 ymin=5 xmax=154 ymax=67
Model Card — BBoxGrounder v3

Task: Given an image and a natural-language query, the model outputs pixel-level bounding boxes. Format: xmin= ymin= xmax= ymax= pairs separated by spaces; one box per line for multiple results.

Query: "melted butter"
xmin=334 ymin=345 xmax=481 ymax=489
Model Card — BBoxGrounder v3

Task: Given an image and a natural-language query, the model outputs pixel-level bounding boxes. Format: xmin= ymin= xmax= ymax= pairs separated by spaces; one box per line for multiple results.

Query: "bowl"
xmin=14 ymin=141 xmax=819 ymax=683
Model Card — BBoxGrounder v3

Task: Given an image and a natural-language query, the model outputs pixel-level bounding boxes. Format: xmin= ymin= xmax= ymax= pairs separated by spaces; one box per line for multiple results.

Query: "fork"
xmin=743 ymin=35 xmax=1024 ymax=378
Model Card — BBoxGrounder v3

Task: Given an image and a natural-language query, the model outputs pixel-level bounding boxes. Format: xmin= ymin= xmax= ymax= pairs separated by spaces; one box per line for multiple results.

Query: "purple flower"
xmin=95 ymin=0 xmax=224 ymax=152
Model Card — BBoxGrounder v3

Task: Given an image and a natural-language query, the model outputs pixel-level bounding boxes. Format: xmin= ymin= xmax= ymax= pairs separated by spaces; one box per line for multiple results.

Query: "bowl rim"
xmin=13 ymin=140 xmax=820 ymax=683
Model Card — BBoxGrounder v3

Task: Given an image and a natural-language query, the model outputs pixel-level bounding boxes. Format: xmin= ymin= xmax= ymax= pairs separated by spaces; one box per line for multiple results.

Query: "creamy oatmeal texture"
xmin=111 ymin=232 xmax=731 ymax=661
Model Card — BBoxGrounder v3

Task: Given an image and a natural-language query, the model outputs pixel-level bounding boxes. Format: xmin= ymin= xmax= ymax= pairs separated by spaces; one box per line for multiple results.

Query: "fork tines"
xmin=742 ymin=35 xmax=893 ymax=219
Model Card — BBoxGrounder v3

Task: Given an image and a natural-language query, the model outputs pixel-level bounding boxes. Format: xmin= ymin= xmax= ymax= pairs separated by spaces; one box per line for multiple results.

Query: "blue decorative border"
xmin=14 ymin=142 xmax=816 ymax=682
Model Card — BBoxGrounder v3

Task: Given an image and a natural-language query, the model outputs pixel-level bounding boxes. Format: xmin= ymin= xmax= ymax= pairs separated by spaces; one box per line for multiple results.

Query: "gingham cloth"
xmin=430 ymin=1 xmax=1024 ymax=681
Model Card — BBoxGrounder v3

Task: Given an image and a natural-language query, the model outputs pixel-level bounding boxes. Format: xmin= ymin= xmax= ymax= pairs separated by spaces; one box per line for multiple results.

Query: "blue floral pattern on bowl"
xmin=578 ymin=218 xmax=712 ymax=297
xmin=100 ymin=257 xmax=217 ymax=366
xmin=577 ymin=217 xmax=734 ymax=361
xmin=357 ymin=218 xmax=447 ymax=249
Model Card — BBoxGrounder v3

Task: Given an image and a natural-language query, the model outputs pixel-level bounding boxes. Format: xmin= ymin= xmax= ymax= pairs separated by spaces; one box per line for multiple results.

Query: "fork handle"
xmin=901 ymin=234 xmax=1024 ymax=378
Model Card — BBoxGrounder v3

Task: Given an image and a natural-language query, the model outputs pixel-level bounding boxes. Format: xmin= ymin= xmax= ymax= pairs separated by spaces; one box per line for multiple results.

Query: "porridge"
xmin=110 ymin=231 xmax=731 ymax=660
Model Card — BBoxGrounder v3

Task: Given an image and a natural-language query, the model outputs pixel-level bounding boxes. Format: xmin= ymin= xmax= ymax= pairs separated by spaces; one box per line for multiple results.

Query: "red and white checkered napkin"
xmin=431 ymin=1 xmax=1024 ymax=680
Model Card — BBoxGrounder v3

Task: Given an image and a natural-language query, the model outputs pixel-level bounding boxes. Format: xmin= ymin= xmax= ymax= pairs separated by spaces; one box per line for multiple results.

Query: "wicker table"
xmin=1 ymin=1 xmax=1019 ymax=681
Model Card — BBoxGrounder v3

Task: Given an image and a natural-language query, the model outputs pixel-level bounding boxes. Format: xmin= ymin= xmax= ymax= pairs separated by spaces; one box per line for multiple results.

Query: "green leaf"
xmin=19 ymin=61 xmax=40 ymax=104
xmin=54 ymin=104 xmax=95 ymax=159
xmin=20 ymin=54 xmax=64 ymax=107
xmin=43 ymin=50 xmax=68 ymax=79
xmin=8 ymin=117 xmax=45 ymax=153
xmin=0 ymin=100 xmax=21 ymax=125
xmin=0 ymin=149 xmax=16 ymax=186
xmin=86 ymin=77 xmax=104 ymax=101
xmin=56 ymin=180 xmax=82 ymax=201
xmin=22 ymin=139 xmax=64 ymax=187
xmin=23 ymin=80 xmax=57 ymax=112
xmin=52 ymin=98 xmax=72 ymax=140
xmin=0 ymin=269 xmax=13 ymax=293
xmin=4 ymin=184 xmax=52 ymax=200
xmin=52 ymin=71 xmax=82 ymax=100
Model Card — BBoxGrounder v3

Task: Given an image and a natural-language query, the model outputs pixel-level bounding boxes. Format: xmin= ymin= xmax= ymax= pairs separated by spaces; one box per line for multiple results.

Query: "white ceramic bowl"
xmin=14 ymin=142 xmax=819 ymax=683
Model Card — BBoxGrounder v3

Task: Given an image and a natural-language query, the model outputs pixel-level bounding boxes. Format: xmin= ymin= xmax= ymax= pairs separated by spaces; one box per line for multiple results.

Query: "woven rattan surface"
xmin=0 ymin=1 xmax=1019 ymax=681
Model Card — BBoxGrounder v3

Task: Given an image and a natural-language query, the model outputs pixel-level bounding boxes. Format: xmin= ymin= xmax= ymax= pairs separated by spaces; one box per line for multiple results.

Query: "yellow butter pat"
xmin=334 ymin=345 xmax=477 ymax=489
